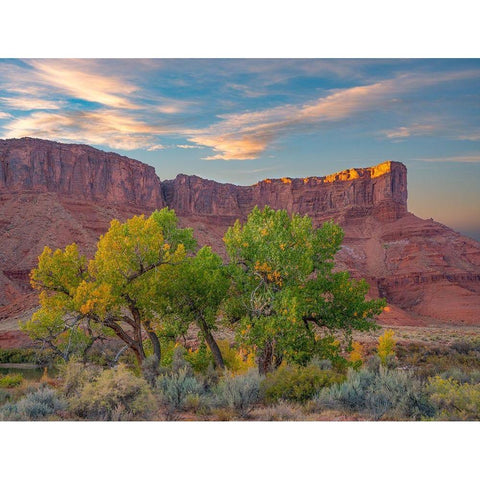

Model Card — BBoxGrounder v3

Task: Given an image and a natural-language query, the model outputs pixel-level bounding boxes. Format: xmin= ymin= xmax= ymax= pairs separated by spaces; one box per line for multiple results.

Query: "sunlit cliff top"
xmin=257 ymin=161 xmax=403 ymax=186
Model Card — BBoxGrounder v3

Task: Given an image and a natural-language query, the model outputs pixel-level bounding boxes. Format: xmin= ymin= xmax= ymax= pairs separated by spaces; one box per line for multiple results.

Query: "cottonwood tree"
xmin=24 ymin=208 xmax=196 ymax=369
xmin=154 ymin=246 xmax=230 ymax=369
xmin=223 ymin=206 xmax=385 ymax=374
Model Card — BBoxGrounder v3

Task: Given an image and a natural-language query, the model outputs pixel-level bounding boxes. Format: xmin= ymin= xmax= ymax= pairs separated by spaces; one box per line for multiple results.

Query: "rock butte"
xmin=1 ymin=137 xmax=480 ymax=347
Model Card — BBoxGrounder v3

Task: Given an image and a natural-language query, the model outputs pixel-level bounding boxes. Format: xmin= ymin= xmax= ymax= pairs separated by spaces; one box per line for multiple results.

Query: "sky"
xmin=0 ymin=58 xmax=479 ymax=240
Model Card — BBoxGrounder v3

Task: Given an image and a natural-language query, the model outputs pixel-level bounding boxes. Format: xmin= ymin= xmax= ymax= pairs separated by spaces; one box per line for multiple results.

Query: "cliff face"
xmin=0 ymin=138 xmax=164 ymax=209
xmin=162 ymin=161 xmax=408 ymax=222
xmin=0 ymin=138 xmax=479 ymax=346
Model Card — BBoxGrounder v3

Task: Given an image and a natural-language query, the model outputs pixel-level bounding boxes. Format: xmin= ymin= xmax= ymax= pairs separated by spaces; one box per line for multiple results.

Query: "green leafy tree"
xmin=154 ymin=246 xmax=230 ymax=369
xmin=223 ymin=206 xmax=385 ymax=374
xmin=24 ymin=208 xmax=196 ymax=368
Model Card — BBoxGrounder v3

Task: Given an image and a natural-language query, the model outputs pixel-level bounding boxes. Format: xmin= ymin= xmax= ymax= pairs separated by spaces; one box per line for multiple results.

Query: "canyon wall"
xmin=162 ymin=161 xmax=408 ymax=222
xmin=0 ymin=138 xmax=164 ymax=209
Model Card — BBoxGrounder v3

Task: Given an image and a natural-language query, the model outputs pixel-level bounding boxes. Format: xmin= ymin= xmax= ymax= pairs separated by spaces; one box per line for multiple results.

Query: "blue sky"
xmin=0 ymin=59 xmax=479 ymax=239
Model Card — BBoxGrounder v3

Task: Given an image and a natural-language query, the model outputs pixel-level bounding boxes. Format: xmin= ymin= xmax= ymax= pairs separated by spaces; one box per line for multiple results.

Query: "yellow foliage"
xmin=218 ymin=340 xmax=256 ymax=374
xmin=377 ymin=329 xmax=396 ymax=365
xmin=349 ymin=341 xmax=364 ymax=364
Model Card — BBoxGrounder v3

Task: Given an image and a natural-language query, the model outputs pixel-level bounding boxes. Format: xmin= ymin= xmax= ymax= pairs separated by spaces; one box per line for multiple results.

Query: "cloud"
xmin=382 ymin=124 xmax=438 ymax=139
xmin=24 ymin=59 xmax=140 ymax=109
xmin=189 ymin=71 xmax=480 ymax=160
xmin=0 ymin=96 xmax=63 ymax=111
xmin=147 ymin=144 xmax=165 ymax=151
xmin=457 ymin=133 xmax=480 ymax=141
xmin=0 ymin=112 xmax=12 ymax=119
xmin=3 ymin=110 xmax=170 ymax=150
xmin=415 ymin=155 xmax=480 ymax=164
xmin=176 ymin=144 xmax=203 ymax=149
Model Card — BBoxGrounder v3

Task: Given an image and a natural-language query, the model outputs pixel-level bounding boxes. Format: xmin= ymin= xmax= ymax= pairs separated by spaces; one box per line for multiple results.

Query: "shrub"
xmin=427 ymin=376 xmax=480 ymax=420
xmin=218 ymin=340 xmax=256 ymax=374
xmin=449 ymin=340 xmax=478 ymax=355
xmin=309 ymin=358 xmax=333 ymax=370
xmin=142 ymin=355 xmax=161 ymax=387
xmin=157 ymin=367 xmax=204 ymax=417
xmin=58 ymin=360 xmax=101 ymax=398
xmin=184 ymin=341 xmax=256 ymax=375
xmin=255 ymin=401 xmax=305 ymax=421
xmin=69 ymin=364 xmax=155 ymax=420
xmin=439 ymin=368 xmax=480 ymax=385
xmin=185 ymin=344 xmax=213 ymax=374
xmin=0 ymin=386 xmax=66 ymax=420
xmin=348 ymin=341 xmax=365 ymax=369
xmin=0 ymin=373 xmax=24 ymax=388
xmin=262 ymin=364 xmax=343 ymax=404
xmin=215 ymin=369 xmax=262 ymax=417
xmin=377 ymin=330 xmax=396 ymax=365
xmin=171 ymin=346 xmax=193 ymax=375
xmin=316 ymin=366 xmax=435 ymax=420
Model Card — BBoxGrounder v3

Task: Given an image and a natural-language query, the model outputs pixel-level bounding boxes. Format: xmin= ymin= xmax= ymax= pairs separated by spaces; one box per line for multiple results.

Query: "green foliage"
xmin=262 ymin=364 xmax=343 ymax=404
xmin=154 ymin=246 xmax=229 ymax=367
xmin=185 ymin=343 xmax=214 ymax=374
xmin=316 ymin=366 xmax=435 ymax=420
xmin=157 ymin=367 xmax=203 ymax=417
xmin=0 ymin=348 xmax=50 ymax=364
xmin=69 ymin=364 xmax=155 ymax=420
xmin=215 ymin=369 xmax=262 ymax=417
xmin=0 ymin=386 xmax=67 ymax=420
xmin=223 ymin=206 xmax=384 ymax=371
xmin=427 ymin=376 xmax=480 ymax=420
xmin=0 ymin=373 xmax=24 ymax=388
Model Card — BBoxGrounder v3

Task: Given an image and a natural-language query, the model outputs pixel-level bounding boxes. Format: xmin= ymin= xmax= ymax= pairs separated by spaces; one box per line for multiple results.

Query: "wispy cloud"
xmin=382 ymin=124 xmax=438 ymax=139
xmin=147 ymin=144 xmax=165 ymax=151
xmin=25 ymin=59 xmax=140 ymax=110
xmin=189 ymin=70 xmax=480 ymax=160
xmin=176 ymin=144 xmax=203 ymax=149
xmin=3 ymin=110 xmax=172 ymax=150
xmin=0 ymin=96 xmax=63 ymax=111
xmin=415 ymin=155 xmax=480 ymax=163
xmin=457 ymin=133 xmax=480 ymax=141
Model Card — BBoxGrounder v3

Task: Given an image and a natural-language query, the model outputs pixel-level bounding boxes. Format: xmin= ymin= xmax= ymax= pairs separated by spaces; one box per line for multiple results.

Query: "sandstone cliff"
xmin=0 ymin=138 xmax=479 ymax=347
xmin=162 ymin=161 xmax=407 ymax=222
xmin=0 ymin=138 xmax=163 ymax=209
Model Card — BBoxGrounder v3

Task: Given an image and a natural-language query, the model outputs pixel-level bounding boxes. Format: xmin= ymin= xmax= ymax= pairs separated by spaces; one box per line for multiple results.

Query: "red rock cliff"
xmin=0 ymin=138 xmax=164 ymax=209
xmin=162 ymin=161 xmax=408 ymax=222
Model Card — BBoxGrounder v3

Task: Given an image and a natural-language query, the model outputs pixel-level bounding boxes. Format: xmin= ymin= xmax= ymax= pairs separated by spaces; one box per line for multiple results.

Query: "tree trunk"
xmin=258 ymin=339 xmax=275 ymax=375
xmin=103 ymin=316 xmax=146 ymax=368
xmin=198 ymin=318 xmax=225 ymax=370
xmin=144 ymin=319 xmax=161 ymax=368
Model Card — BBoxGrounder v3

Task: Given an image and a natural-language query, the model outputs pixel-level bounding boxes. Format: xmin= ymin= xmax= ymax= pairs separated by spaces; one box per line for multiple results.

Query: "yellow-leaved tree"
xmin=24 ymin=208 xmax=196 ymax=369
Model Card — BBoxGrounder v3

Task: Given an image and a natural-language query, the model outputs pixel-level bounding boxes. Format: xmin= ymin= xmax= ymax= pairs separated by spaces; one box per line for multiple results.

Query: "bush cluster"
xmin=0 ymin=386 xmax=66 ymax=420
xmin=427 ymin=376 xmax=480 ymax=420
xmin=214 ymin=369 xmax=262 ymax=417
xmin=262 ymin=364 xmax=343 ymax=404
xmin=0 ymin=373 xmax=24 ymax=388
xmin=69 ymin=364 xmax=155 ymax=420
xmin=316 ymin=366 xmax=435 ymax=420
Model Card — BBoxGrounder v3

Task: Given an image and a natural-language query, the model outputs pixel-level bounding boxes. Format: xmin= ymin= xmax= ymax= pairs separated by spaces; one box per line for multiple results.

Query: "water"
xmin=0 ymin=364 xmax=58 ymax=380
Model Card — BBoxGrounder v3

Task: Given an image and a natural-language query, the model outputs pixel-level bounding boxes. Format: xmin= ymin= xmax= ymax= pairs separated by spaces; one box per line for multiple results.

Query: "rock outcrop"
xmin=0 ymin=138 xmax=163 ymax=209
xmin=162 ymin=161 xmax=407 ymax=222
xmin=0 ymin=137 xmax=479 ymax=347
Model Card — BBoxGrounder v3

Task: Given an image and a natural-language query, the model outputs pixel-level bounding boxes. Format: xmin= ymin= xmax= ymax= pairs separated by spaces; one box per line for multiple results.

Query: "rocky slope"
xmin=0 ymin=138 xmax=479 ymax=346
